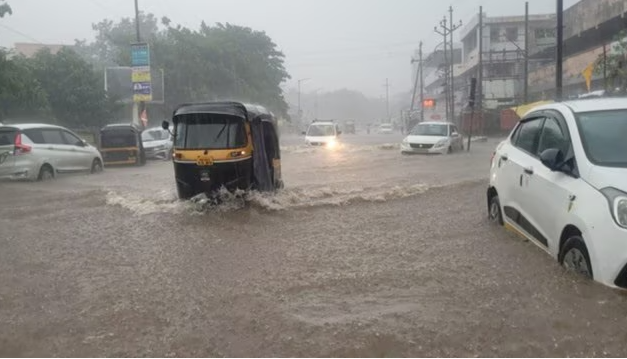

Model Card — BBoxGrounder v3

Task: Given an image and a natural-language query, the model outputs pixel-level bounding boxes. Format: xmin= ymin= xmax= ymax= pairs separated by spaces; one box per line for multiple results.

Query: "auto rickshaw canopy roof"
xmin=172 ymin=101 xmax=274 ymax=121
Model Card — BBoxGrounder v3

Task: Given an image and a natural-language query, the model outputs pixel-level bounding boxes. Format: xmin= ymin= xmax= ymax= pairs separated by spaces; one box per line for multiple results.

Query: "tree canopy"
xmin=1 ymin=10 xmax=291 ymax=127
xmin=75 ymin=13 xmax=291 ymax=118
xmin=594 ymin=30 xmax=627 ymax=93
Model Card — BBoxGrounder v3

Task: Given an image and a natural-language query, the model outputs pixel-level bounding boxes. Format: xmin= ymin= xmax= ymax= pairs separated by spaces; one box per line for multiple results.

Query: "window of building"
xmin=490 ymin=27 xmax=500 ymax=42
xmin=506 ymin=27 xmax=518 ymax=42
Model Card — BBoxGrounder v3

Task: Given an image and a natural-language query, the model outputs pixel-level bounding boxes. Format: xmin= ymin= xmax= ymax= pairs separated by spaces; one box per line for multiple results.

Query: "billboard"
xmin=105 ymin=67 xmax=164 ymax=104
xmin=131 ymin=43 xmax=152 ymax=102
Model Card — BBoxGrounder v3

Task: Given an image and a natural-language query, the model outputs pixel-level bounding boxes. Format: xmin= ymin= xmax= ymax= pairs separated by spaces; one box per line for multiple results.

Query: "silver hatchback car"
xmin=0 ymin=124 xmax=104 ymax=181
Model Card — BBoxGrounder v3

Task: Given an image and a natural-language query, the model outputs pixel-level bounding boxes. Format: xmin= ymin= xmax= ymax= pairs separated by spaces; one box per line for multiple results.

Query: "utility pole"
xmin=435 ymin=14 xmax=461 ymax=122
xmin=384 ymin=78 xmax=390 ymax=121
xmin=133 ymin=0 xmax=144 ymax=127
xmin=556 ymin=0 xmax=564 ymax=101
xmin=448 ymin=6 xmax=462 ymax=125
xmin=603 ymin=43 xmax=608 ymax=92
xmin=419 ymin=43 xmax=424 ymax=123
xmin=435 ymin=18 xmax=450 ymax=121
xmin=478 ymin=6 xmax=483 ymax=134
xmin=523 ymin=2 xmax=529 ymax=103
xmin=297 ymin=78 xmax=309 ymax=123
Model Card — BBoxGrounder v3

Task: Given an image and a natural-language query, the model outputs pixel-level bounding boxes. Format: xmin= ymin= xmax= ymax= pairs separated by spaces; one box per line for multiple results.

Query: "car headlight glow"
xmin=601 ymin=187 xmax=627 ymax=228
xmin=326 ymin=139 xmax=338 ymax=149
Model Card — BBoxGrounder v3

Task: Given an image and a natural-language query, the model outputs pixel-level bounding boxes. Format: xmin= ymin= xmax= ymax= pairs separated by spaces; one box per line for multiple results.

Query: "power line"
xmin=0 ymin=23 xmax=43 ymax=44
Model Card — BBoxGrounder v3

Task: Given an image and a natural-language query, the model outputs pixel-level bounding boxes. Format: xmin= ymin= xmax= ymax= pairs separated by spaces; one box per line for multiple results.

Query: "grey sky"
xmin=1 ymin=0 xmax=578 ymax=97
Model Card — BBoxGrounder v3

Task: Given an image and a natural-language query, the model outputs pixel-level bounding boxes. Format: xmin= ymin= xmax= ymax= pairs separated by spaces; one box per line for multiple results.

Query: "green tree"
xmin=0 ymin=0 xmax=11 ymax=18
xmin=28 ymin=48 xmax=118 ymax=128
xmin=594 ymin=30 xmax=627 ymax=93
xmin=0 ymin=50 xmax=49 ymax=120
xmin=80 ymin=14 xmax=291 ymax=117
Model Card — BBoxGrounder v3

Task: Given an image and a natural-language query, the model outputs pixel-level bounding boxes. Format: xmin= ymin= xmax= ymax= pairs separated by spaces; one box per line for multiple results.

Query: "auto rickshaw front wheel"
xmin=176 ymin=182 xmax=194 ymax=200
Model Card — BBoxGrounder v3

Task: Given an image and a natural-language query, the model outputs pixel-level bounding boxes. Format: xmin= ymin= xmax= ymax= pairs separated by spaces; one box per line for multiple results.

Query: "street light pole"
xmin=556 ymin=0 xmax=564 ymax=101
xmin=133 ymin=0 xmax=145 ymax=128
xmin=297 ymin=78 xmax=310 ymax=123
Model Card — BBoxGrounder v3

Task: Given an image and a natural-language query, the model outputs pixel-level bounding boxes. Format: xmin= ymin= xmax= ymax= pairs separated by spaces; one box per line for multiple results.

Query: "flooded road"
xmin=2 ymin=133 xmax=627 ymax=356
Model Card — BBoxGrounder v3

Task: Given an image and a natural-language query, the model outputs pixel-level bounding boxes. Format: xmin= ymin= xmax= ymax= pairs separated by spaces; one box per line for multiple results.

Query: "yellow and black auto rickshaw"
xmin=99 ymin=124 xmax=146 ymax=166
xmin=161 ymin=102 xmax=283 ymax=200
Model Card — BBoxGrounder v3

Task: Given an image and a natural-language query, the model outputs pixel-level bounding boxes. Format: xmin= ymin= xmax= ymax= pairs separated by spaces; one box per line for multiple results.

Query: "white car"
xmin=378 ymin=123 xmax=393 ymax=134
xmin=487 ymin=98 xmax=627 ymax=288
xmin=304 ymin=121 xmax=341 ymax=149
xmin=401 ymin=121 xmax=464 ymax=154
xmin=142 ymin=127 xmax=173 ymax=160
xmin=0 ymin=123 xmax=104 ymax=181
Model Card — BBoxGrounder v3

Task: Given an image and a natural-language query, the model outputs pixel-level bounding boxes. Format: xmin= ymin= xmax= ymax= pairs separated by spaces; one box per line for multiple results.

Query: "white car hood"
xmin=587 ymin=165 xmax=627 ymax=193
xmin=306 ymin=135 xmax=335 ymax=143
xmin=143 ymin=139 xmax=171 ymax=149
xmin=405 ymin=135 xmax=447 ymax=144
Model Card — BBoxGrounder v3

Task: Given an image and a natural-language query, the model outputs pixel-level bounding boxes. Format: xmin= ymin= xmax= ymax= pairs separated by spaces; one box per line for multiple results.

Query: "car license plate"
xmin=196 ymin=158 xmax=214 ymax=166
xmin=200 ymin=171 xmax=210 ymax=182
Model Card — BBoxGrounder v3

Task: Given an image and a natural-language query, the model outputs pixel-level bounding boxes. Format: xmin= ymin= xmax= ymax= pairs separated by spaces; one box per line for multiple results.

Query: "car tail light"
xmin=14 ymin=133 xmax=31 ymax=155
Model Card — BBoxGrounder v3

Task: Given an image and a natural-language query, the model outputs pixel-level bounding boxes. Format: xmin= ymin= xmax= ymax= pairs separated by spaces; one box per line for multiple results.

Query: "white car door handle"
xmin=524 ymin=166 xmax=534 ymax=175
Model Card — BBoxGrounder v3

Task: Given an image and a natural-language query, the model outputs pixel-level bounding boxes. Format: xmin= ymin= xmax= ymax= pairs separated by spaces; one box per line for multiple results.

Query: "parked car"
xmin=142 ymin=127 xmax=173 ymax=160
xmin=400 ymin=121 xmax=463 ymax=154
xmin=487 ymin=98 xmax=627 ymax=289
xmin=0 ymin=123 xmax=104 ymax=181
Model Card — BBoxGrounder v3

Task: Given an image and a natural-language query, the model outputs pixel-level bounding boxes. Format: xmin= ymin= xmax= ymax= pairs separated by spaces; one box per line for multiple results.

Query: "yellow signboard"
xmin=132 ymin=70 xmax=151 ymax=82
xmin=133 ymin=93 xmax=152 ymax=102
xmin=582 ymin=63 xmax=594 ymax=92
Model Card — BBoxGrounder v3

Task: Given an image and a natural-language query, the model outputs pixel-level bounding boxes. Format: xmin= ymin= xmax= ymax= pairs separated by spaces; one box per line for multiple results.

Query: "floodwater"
xmin=2 ymin=133 xmax=627 ymax=357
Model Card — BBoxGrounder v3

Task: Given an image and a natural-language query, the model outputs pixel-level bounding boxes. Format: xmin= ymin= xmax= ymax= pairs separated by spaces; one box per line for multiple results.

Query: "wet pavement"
xmin=1 ymin=133 xmax=627 ymax=357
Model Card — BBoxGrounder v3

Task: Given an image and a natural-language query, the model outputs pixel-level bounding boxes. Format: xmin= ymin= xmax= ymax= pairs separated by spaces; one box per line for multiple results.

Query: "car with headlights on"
xmin=487 ymin=97 xmax=627 ymax=289
xmin=304 ymin=120 xmax=341 ymax=149
xmin=401 ymin=121 xmax=463 ymax=154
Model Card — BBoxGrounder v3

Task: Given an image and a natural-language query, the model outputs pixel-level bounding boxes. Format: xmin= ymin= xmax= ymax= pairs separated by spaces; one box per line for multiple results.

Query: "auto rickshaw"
xmin=161 ymin=101 xmax=284 ymax=200
xmin=99 ymin=124 xmax=146 ymax=166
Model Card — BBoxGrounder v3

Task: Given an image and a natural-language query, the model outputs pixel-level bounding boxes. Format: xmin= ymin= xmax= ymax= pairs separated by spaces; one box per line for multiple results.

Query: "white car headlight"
xmin=402 ymin=138 xmax=409 ymax=144
xmin=601 ymin=188 xmax=627 ymax=228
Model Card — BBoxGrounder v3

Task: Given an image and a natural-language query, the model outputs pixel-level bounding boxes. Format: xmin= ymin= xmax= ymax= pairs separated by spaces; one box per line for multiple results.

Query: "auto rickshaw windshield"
xmin=174 ymin=113 xmax=247 ymax=149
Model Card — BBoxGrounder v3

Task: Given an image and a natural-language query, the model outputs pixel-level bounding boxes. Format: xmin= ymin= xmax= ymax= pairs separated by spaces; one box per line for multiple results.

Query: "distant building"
xmin=456 ymin=12 xmax=556 ymax=110
xmin=13 ymin=42 xmax=70 ymax=58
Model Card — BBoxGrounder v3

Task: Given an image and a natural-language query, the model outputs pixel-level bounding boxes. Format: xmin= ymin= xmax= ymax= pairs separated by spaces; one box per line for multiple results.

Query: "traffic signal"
xmin=422 ymin=98 xmax=436 ymax=108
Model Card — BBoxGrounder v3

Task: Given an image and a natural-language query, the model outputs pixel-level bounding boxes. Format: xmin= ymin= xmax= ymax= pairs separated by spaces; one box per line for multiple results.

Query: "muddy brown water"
xmin=1 ymin=135 xmax=626 ymax=357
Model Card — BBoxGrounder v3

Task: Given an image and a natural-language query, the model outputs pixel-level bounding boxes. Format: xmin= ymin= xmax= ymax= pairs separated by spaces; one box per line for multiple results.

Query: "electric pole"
xmin=435 ymin=18 xmax=450 ymax=121
xmin=478 ymin=6 xmax=483 ymax=134
xmin=384 ymin=78 xmax=390 ymax=121
xmin=448 ymin=6 xmax=462 ymax=125
xmin=133 ymin=0 xmax=144 ymax=128
xmin=523 ymin=2 xmax=529 ymax=103
xmin=419 ymin=43 xmax=424 ymax=123
xmin=297 ymin=78 xmax=309 ymax=123
xmin=410 ymin=42 xmax=424 ymax=123
xmin=556 ymin=0 xmax=564 ymax=101
xmin=435 ymin=14 xmax=461 ymax=122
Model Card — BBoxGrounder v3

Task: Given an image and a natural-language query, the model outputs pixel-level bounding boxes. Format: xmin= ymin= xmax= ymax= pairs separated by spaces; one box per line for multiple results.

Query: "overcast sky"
xmin=1 ymin=0 xmax=578 ymax=97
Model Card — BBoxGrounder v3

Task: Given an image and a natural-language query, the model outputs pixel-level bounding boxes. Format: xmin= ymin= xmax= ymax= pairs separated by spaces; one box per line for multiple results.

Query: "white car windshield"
xmin=411 ymin=124 xmax=448 ymax=136
xmin=307 ymin=125 xmax=335 ymax=136
xmin=142 ymin=130 xmax=162 ymax=142
xmin=576 ymin=110 xmax=627 ymax=168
